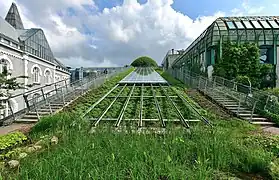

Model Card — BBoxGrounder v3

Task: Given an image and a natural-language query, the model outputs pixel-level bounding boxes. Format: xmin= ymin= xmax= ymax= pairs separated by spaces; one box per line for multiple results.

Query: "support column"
xmin=276 ymin=44 xmax=279 ymax=88
xmin=23 ymin=54 xmax=28 ymax=89
xmin=219 ymin=36 xmax=223 ymax=63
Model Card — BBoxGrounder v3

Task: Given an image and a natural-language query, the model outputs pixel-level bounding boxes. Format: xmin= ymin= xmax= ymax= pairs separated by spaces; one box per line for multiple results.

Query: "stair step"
xmin=38 ymin=107 xmax=60 ymax=111
xmin=21 ymin=115 xmax=40 ymax=119
xmin=222 ymin=101 xmax=238 ymax=104
xmin=15 ymin=119 xmax=38 ymax=123
xmin=227 ymin=107 xmax=248 ymax=110
xmin=238 ymin=113 xmax=260 ymax=117
xmin=27 ymin=112 xmax=51 ymax=115
xmin=215 ymin=99 xmax=234 ymax=101
xmin=232 ymin=110 xmax=251 ymax=113
xmin=244 ymin=117 xmax=268 ymax=121
xmin=50 ymin=104 xmax=65 ymax=106
xmin=251 ymin=121 xmax=276 ymax=126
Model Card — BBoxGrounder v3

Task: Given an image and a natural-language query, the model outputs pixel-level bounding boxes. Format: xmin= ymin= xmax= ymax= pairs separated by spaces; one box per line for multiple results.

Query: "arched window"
xmin=45 ymin=70 xmax=51 ymax=84
xmin=31 ymin=65 xmax=42 ymax=84
xmin=0 ymin=58 xmax=12 ymax=75
xmin=33 ymin=67 xmax=40 ymax=83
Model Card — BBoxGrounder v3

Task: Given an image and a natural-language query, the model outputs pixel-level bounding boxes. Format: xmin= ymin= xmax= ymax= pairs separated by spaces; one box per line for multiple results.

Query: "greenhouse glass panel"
xmin=235 ymin=21 xmax=244 ymax=29
xmin=226 ymin=21 xmax=236 ymax=29
xmin=269 ymin=20 xmax=279 ymax=28
xmin=251 ymin=21 xmax=262 ymax=29
xmin=243 ymin=21 xmax=253 ymax=29
xmin=260 ymin=21 xmax=271 ymax=28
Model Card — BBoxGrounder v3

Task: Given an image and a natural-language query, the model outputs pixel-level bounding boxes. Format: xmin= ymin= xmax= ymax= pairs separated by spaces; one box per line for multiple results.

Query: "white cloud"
xmin=1 ymin=0 xmax=278 ymax=68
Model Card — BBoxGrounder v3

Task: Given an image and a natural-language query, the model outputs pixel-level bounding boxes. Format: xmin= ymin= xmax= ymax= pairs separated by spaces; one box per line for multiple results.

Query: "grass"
xmin=1 ymin=69 xmax=279 ymax=179
xmin=2 ymin=114 xmax=273 ymax=179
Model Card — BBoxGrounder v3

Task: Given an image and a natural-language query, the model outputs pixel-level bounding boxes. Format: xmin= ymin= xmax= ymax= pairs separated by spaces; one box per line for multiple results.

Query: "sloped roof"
xmin=17 ymin=28 xmax=39 ymax=41
xmin=54 ymin=58 xmax=67 ymax=69
xmin=5 ymin=3 xmax=24 ymax=29
xmin=0 ymin=16 xmax=19 ymax=42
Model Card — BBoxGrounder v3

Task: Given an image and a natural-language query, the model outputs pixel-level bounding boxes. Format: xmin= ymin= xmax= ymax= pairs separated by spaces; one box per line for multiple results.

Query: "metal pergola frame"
xmin=82 ymin=82 xmax=211 ymax=128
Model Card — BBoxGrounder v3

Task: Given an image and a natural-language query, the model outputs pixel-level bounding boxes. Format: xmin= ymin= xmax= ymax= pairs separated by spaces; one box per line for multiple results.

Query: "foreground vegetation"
xmin=1 ymin=68 xmax=279 ymax=179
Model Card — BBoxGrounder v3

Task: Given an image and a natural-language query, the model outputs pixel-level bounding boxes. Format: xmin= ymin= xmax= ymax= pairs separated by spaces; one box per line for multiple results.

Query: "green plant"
xmin=131 ymin=56 xmax=158 ymax=67
xmin=213 ymin=42 xmax=276 ymax=89
xmin=0 ymin=132 xmax=27 ymax=153
xmin=269 ymin=158 xmax=279 ymax=180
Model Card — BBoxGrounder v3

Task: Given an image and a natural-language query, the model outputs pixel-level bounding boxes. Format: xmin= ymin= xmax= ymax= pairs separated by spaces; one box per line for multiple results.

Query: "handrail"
xmin=0 ymin=68 xmax=128 ymax=123
xmin=168 ymin=68 xmax=279 ymax=123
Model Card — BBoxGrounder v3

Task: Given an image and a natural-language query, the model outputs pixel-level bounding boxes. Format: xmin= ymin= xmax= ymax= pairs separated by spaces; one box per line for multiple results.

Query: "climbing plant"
xmin=213 ymin=42 xmax=275 ymax=89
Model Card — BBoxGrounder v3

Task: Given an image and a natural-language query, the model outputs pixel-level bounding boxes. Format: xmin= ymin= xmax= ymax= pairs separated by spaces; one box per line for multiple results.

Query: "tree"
xmin=213 ymin=42 xmax=271 ymax=88
xmin=131 ymin=56 xmax=158 ymax=67
xmin=0 ymin=67 xmax=30 ymax=111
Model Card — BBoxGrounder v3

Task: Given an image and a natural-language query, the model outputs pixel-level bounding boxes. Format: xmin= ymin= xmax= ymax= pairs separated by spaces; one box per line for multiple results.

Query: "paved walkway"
xmin=262 ymin=126 xmax=279 ymax=135
xmin=0 ymin=123 xmax=35 ymax=135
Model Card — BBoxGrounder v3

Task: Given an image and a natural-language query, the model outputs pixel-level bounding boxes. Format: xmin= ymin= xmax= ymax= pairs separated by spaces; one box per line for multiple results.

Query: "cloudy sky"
xmin=0 ymin=0 xmax=278 ymax=67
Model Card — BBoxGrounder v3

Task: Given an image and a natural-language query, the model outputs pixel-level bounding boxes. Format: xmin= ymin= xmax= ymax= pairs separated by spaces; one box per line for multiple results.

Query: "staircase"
xmin=15 ymin=89 xmax=83 ymax=123
xmin=168 ymin=69 xmax=278 ymax=127
xmin=204 ymin=88 xmax=276 ymax=126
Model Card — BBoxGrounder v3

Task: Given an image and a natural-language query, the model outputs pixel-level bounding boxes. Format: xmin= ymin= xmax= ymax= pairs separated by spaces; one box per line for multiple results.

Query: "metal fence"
xmin=0 ymin=67 xmax=128 ymax=124
xmin=168 ymin=69 xmax=279 ymax=122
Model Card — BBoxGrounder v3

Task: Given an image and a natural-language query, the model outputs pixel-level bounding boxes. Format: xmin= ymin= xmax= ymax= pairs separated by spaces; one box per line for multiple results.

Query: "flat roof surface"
xmin=119 ymin=68 xmax=167 ymax=84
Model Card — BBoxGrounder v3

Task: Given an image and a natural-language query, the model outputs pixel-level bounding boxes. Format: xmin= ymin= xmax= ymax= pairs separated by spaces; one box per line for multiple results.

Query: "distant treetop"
xmin=131 ymin=56 xmax=158 ymax=67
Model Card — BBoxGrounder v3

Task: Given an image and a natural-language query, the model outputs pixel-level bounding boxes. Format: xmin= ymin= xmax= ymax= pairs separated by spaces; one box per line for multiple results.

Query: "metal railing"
xmin=0 ymin=67 xmax=128 ymax=124
xmin=168 ymin=69 xmax=279 ymax=122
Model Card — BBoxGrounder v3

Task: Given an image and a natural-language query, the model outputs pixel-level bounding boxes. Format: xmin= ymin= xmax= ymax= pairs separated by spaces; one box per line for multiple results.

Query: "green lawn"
xmin=1 ymin=69 xmax=279 ymax=179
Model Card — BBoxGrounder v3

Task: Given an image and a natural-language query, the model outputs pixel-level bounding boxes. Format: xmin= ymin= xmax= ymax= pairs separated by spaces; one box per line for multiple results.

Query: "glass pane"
xmin=269 ymin=20 xmax=279 ymax=28
xmin=243 ymin=21 xmax=253 ymax=29
xmin=235 ymin=21 xmax=244 ymax=29
xmin=260 ymin=21 xmax=271 ymax=28
xmin=251 ymin=21 xmax=262 ymax=28
xmin=226 ymin=21 xmax=236 ymax=29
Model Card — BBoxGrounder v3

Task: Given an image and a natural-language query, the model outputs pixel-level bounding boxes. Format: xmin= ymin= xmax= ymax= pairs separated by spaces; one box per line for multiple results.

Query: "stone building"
xmin=0 ymin=3 xmax=70 ymax=118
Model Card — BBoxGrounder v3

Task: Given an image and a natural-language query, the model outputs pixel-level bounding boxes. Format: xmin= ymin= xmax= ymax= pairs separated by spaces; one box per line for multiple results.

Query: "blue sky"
xmin=1 ymin=0 xmax=278 ymax=67
xmin=93 ymin=0 xmax=271 ymax=18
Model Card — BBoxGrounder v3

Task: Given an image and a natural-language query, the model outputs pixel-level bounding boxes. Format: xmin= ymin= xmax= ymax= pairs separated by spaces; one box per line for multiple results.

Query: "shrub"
xmin=30 ymin=113 xmax=86 ymax=136
xmin=131 ymin=56 xmax=158 ymax=67
xmin=269 ymin=158 xmax=279 ymax=180
xmin=0 ymin=132 xmax=27 ymax=153
xmin=213 ymin=42 xmax=276 ymax=89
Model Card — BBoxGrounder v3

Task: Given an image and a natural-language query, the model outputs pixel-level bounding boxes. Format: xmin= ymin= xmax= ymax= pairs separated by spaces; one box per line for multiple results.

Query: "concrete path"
xmin=0 ymin=123 xmax=35 ymax=135
xmin=262 ymin=126 xmax=279 ymax=135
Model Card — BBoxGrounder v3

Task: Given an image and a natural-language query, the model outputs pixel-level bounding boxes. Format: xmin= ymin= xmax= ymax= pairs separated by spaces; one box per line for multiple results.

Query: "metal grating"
xmin=119 ymin=68 xmax=167 ymax=84
xmin=82 ymin=68 xmax=211 ymax=129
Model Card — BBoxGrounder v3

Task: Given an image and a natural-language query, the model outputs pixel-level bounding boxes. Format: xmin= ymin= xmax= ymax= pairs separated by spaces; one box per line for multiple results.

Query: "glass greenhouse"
xmin=171 ymin=16 xmax=279 ymax=71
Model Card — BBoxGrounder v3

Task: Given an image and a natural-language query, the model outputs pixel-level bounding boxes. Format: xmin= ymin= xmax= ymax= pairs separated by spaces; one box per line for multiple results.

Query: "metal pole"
xmin=139 ymin=83 xmax=144 ymax=127
xmin=250 ymin=101 xmax=257 ymax=123
xmin=93 ymin=85 xmax=127 ymax=127
xmin=160 ymin=84 xmax=190 ymax=128
xmin=8 ymin=100 xmax=15 ymax=121
xmin=264 ymin=95 xmax=270 ymax=111
xmin=23 ymin=94 xmax=30 ymax=111
xmin=41 ymin=88 xmax=46 ymax=102
xmin=82 ymin=84 xmax=119 ymax=118
xmin=151 ymin=84 xmax=165 ymax=127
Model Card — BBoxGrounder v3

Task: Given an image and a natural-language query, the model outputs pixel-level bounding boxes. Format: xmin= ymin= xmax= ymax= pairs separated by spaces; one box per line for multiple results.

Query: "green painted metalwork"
xmin=210 ymin=48 xmax=215 ymax=65
xmin=172 ymin=16 xmax=279 ymax=69
xmin=274 ymin=34 xmax=278 ymax=65
xmin=219 ymin=36 xmax=223 ymax=62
